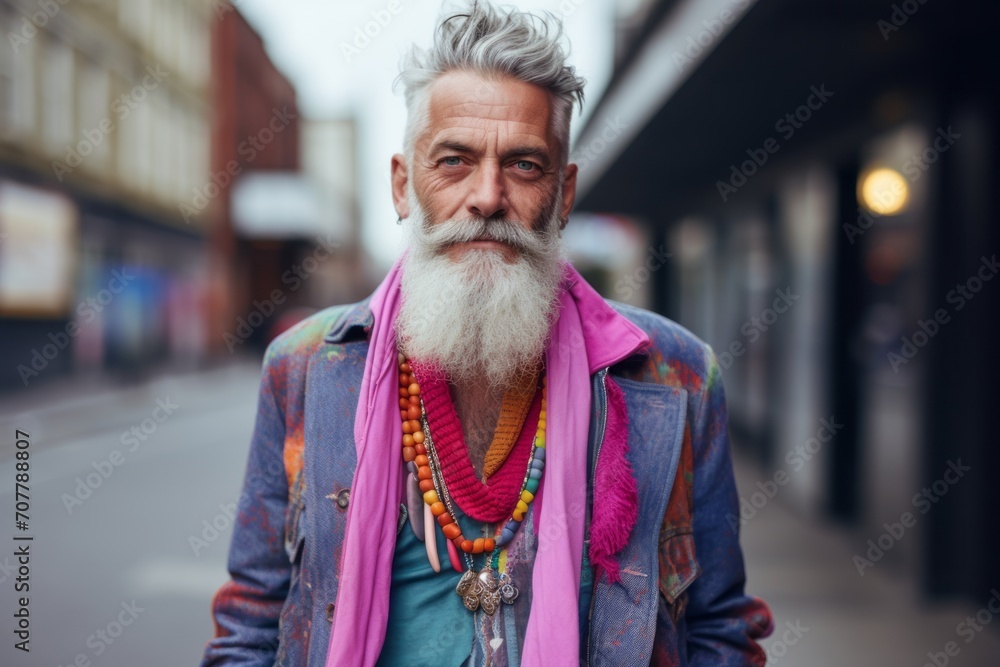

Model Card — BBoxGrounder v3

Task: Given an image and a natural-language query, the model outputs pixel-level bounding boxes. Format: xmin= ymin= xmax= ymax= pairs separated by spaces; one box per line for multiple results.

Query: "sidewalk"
xmin=735 ymin=456 xmax=1000 ymax=666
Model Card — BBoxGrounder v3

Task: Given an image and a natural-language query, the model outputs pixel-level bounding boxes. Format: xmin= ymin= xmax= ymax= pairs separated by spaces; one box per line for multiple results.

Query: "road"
xmin=1 ymin=362 xmax=999 ymax=666
xmin=0 ymin=363 xmax=260 ymax=667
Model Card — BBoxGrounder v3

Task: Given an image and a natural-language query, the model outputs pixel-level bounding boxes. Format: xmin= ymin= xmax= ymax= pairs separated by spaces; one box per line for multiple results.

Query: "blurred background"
xmin=1 ymin=0 xmax=998 ymax=665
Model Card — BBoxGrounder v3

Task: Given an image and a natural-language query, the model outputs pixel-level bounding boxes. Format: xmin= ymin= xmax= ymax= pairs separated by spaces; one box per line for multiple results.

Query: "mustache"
xmin=418 ymin=216 xmax=553 ymax=254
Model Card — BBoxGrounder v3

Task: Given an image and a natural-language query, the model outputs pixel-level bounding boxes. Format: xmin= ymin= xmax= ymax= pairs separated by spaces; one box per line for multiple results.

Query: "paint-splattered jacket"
xmin=200 ymin=297 xmax=773 ymax=666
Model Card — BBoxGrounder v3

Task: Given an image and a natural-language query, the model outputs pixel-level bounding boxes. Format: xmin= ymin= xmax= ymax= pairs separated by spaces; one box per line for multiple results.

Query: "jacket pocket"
xmin=659 ymin=532 xmax=701 ymax=623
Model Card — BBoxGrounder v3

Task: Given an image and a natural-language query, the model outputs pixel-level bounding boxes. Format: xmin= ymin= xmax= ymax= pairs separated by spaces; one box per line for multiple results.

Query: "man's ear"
xmin=560 ymin=162 xmax=578 ymax=222
xmin=391 ymin=153 xmax=410 ymax=219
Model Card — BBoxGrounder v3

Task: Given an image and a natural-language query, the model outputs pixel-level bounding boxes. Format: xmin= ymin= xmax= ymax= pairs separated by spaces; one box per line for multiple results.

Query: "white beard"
xmin=395 ymin=187 xmax=566 ymax=391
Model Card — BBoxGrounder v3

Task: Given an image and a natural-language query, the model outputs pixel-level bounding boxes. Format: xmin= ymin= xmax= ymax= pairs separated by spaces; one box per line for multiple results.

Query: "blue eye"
xmin=515 ymin=160 xmax=535 ymax=171
xmin=443 ymin=156 xmax=462 ymax=166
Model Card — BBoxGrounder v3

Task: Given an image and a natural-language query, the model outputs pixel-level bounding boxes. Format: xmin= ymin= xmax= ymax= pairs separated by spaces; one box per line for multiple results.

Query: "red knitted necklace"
xmin=410 ymin=361 xmax=542 ymax=523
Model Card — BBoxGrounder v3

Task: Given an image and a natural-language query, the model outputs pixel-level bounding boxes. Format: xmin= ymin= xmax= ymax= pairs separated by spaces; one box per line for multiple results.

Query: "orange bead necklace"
xmin=397 ymin=352 xmax=547 ymax=614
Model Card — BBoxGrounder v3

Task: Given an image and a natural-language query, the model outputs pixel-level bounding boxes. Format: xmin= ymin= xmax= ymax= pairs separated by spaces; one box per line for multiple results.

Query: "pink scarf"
xmin=325 ymin=257 xmax=649 ymax=666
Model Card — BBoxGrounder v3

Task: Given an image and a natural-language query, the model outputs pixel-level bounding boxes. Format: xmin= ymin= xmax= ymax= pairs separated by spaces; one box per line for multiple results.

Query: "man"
xmin=201 ymin=2 xmax=772 ymax=665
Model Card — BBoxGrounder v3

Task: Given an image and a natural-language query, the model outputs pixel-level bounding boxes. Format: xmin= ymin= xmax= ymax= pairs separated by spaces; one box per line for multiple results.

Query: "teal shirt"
xmin=376 ymin=506 xmax=485 ymax=666
xmin=376 ymin=503 xmax=594 ymax=666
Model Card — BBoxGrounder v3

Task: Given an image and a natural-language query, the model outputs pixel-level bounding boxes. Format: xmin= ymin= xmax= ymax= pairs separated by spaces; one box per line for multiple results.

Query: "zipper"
xmin=585 ymin=367 xmax=610 ymax=667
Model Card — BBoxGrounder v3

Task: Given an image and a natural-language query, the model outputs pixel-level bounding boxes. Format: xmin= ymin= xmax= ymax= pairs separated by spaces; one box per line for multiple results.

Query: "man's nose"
xmin=466 ymin=161 xmax=507 ymax=219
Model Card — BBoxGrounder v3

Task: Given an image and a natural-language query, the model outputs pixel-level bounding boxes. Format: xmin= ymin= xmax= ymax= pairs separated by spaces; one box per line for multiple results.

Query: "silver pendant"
xmin=456 ymin=570 xmax=481 ymax=612
xmin=499 ymin=577 xmax=519 ymax=604
xmin=456 ymin=570 xmax=477 ymax=596
xmin=479 ymin=569 xmax=501 ymax=615
xmin=455 ymin=568 xmax=518 ymax=615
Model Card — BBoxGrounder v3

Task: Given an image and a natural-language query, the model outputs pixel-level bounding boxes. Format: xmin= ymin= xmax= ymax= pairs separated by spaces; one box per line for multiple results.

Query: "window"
xmin=1 ymin=8 xmax=38 ymax=141
xmin=41 ymin=36 xmax=75 ymax=156
xmin=78 ymin=60 xmax=112 ymax=172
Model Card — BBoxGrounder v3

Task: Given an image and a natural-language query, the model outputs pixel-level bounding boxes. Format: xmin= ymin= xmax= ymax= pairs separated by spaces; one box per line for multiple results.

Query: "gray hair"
xmin=395 ymin=0 xmax=586 ymax=166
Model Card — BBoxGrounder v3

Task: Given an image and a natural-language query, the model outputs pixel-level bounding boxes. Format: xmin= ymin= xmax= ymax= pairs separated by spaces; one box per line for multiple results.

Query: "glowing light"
xmin=859 ymin=168 xmax=910 ymax=215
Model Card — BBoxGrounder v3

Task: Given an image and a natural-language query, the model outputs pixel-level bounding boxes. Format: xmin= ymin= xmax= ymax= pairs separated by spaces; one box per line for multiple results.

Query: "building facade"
xmin=0 ymin=0 xmax=215 ymax=390
xmin=210 ymin=9 xmax=369 ymax=353
xmin=576 ymin=0 xmax=1000 ymax=607
xmin=208 ymin=3 xmax=301 ymax=353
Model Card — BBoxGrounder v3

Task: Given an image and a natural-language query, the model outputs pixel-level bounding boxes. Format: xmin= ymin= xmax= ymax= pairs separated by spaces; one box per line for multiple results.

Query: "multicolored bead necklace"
xmin=397 ymin=352 xmax=546 ymax=614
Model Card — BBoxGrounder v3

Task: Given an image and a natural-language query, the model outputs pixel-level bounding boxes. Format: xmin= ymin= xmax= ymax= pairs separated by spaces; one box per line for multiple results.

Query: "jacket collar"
xmin=324 ymin=296 xmax=374 ymax=344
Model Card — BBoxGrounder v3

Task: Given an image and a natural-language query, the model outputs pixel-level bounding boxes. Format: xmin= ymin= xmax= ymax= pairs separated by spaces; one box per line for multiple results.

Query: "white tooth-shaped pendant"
xmin=423 ymin=503 xmax=440 ymax=572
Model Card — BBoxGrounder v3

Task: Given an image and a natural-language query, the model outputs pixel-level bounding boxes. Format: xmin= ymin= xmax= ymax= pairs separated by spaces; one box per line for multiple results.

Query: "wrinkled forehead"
xmin=418 ymin=70 xmax=558 ymax=156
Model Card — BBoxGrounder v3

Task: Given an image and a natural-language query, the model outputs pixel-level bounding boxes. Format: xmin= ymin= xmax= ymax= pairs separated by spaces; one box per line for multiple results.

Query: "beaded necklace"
xmin=398 ymin=352 xmax=546 ymax=615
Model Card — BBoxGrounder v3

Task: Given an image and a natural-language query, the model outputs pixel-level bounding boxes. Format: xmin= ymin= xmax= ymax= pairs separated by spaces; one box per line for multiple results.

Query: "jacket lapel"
xmin=587 ymin=378 xmax=687 ymax=664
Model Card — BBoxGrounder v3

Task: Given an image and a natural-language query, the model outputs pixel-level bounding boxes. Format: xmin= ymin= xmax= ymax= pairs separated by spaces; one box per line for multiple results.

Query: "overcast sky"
xmin=236 ymin=0 xmax=617 ymax=268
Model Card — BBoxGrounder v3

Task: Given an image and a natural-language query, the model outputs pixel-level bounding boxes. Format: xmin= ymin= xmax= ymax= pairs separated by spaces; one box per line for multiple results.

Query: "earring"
xmin=396 ymin=215 xmax=403 ymax=225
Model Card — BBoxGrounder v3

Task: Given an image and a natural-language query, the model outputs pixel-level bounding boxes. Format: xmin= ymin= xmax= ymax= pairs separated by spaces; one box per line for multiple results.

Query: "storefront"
xmin=0 ymin=177 xmax=210 ymax=391
xmin=574 ymin=0 xmax=1000 ymax=604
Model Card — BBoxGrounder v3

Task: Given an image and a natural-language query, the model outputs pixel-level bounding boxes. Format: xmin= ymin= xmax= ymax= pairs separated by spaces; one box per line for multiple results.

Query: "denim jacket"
xmin=200 ymin=297 xmax=773 ymax=666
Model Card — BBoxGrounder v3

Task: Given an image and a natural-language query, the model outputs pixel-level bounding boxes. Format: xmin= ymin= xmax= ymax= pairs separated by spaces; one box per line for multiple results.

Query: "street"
xmin=2 ymin=363 xmax=999 ymax=666
xmin=740 ymin=455 xmax=1000 ymax=667
xmin=0 ymin=364 xmax=260 ymax=667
